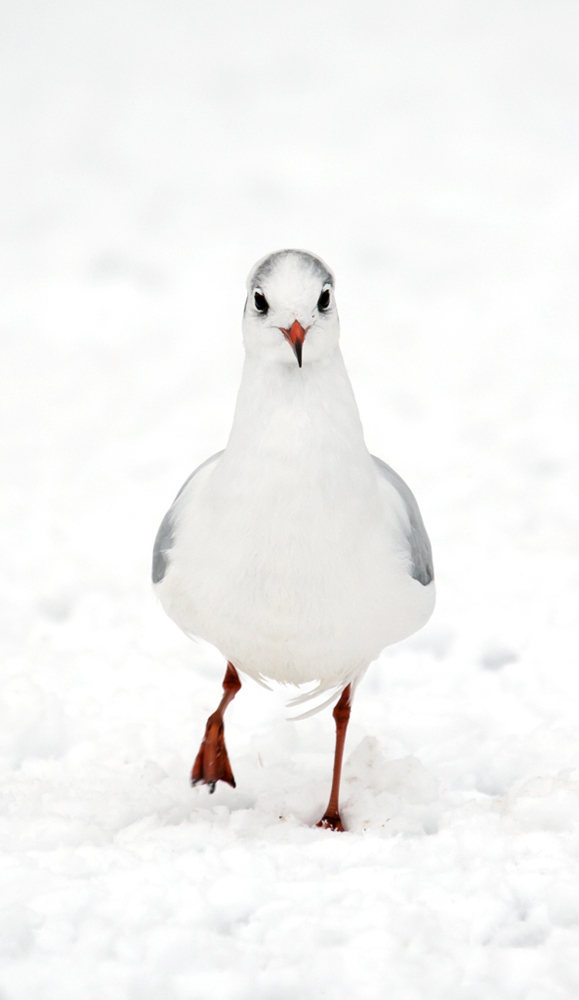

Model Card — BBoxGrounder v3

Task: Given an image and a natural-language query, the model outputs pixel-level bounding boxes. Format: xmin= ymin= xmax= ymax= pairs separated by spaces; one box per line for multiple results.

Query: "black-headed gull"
xmin=153 ymin=250 xmax=435 ymax=830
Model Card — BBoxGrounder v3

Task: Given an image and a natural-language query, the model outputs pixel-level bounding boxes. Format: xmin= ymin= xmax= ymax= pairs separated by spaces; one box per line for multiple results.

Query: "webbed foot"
xmin=191 ymin=712 xmax=236 ymax=791
xmin=316 ymin=812 xmax=345 ymax=832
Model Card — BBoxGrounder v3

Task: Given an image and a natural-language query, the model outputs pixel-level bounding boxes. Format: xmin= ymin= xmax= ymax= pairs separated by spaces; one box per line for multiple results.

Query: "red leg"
xmin=191 ymin=662 xmax=241 ymax=793
xmin=316 ymin=684 xmax=352 ymax=831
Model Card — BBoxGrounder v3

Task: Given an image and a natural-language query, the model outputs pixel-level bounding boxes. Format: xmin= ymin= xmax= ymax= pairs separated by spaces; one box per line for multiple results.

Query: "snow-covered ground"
xmin=1 ymin=1 xmax=579 ymax=996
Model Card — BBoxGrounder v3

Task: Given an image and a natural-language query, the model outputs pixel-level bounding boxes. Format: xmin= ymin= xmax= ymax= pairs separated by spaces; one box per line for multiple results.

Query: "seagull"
xmin=153 ymin=249 xmax=435 ymax=831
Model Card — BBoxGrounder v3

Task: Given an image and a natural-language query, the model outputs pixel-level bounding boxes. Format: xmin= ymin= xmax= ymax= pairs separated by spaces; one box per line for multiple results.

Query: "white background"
xmin=1 ymin=1 xmax=578 ymax=997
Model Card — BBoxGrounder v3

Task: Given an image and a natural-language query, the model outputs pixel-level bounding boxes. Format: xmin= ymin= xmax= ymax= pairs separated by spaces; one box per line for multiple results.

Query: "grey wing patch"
xmin=152 ymin=451 xmax=223 ymax=584
xmin=152 ymin=510 xmax=174 ymax=584
xmin=372 ymin=455 xmax=434 ymax=586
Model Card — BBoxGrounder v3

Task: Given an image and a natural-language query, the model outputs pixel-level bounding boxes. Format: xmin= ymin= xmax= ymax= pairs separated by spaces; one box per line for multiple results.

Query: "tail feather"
xmin=287 ymin=687 xmax=343 ymax=720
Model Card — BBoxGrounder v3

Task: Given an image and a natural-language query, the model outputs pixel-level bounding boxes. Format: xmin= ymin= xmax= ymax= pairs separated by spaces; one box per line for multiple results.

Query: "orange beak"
xmin=280 ymin=320 xmax=308 ymax=368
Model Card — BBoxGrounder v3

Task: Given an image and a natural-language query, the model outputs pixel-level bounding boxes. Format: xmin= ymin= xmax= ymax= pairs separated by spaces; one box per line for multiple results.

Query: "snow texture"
xmin=1 ymin=1 xmax=578 ymax=997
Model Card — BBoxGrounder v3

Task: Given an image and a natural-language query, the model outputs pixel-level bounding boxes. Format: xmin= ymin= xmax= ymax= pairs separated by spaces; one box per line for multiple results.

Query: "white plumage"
xmin=153 ymin=249 xmax=434 ymax=825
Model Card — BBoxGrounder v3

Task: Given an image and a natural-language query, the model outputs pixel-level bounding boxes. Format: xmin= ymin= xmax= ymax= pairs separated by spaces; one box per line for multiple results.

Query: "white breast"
xmin=156 ymin=354 xmax=434 ymax=693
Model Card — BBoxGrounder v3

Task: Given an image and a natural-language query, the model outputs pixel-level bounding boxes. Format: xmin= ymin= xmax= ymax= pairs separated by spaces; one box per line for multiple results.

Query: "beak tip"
xmin=280 ymin=320 xmax=306 ymax=368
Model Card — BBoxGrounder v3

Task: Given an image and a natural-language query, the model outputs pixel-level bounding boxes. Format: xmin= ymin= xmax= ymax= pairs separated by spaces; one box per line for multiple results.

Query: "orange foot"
xmin=316 ymin=812 xmax=345 ymax=832
xmin=191 ymin=712 xmax=236 ymax=793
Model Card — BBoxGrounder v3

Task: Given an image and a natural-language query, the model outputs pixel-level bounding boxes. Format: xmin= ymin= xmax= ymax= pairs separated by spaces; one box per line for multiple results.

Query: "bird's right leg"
xmin=316 ymin=684 xmax=352 ymax=831
xmin=191 ymin=662 xmax=241 ymax=793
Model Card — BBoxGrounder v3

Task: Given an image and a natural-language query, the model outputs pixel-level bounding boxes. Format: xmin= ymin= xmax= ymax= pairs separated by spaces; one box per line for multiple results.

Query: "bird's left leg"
xmin=316 ymin=684 xmax=352 ymax=831
xmin=191 ymin=662 xmax=241 ymax=793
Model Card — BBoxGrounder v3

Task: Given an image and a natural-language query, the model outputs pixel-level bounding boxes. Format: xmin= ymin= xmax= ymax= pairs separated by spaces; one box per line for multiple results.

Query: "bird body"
xmin=153 ymin=249 xmax=434 ymax=827
xmin=156 ymin=350 xmax=433 ymax=694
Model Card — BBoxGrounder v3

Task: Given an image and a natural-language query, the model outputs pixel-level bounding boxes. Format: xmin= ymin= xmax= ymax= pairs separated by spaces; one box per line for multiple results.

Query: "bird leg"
xmin=316 ymin=684 xmax=352 ymax=831
xmin=191 ymin=662 xmax=241 ymax=793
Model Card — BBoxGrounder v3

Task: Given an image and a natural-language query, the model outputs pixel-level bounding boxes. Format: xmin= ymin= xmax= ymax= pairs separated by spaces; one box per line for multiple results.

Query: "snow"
xmin=1 ymin=0 xmax=579 ymax=996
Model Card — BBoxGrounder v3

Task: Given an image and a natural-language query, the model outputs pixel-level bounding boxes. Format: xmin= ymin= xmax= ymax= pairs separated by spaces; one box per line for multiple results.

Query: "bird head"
xmin=242 ymin=250 xmax=339 ymax=368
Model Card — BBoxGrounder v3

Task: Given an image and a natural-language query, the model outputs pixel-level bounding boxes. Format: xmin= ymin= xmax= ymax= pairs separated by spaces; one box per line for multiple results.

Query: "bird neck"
xmin=224 ymin=348 xmax=369 ymax=463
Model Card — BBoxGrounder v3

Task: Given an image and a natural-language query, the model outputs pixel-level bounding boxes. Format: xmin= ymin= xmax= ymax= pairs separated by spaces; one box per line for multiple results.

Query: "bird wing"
xmin=372 ymin=455 xmax=434 ymax=586
xmin=152 ymin=451 xmax=224 ymax=584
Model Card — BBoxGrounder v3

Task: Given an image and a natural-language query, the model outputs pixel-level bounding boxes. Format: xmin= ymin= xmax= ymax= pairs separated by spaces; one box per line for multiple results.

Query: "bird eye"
xmin=317 ymin=288 xmax=331 ymax=311
xmin=254 ymin=290 xmax=269 ymax=314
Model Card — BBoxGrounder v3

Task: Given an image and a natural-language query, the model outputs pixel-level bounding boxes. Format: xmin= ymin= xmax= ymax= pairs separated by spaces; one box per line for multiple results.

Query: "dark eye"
xmin=317 ymin=288 xmax=331 ymax=311
xmin=254 ymin=291 xmax=269 ymax=314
